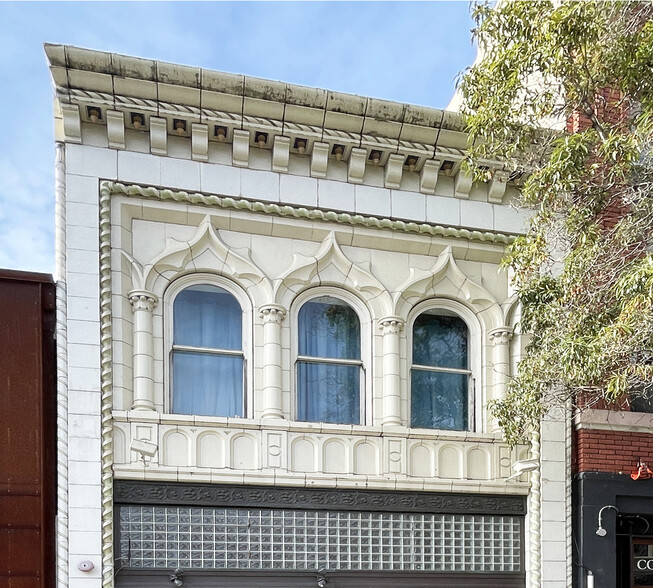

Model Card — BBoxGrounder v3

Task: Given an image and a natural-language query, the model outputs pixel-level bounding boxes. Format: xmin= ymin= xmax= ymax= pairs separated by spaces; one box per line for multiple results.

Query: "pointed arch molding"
xmin=134 ymin=215 xmax=272 ymax=299
xmin=394 ymin=246 xmax=503 ymax=327
xmin=274 ymin=232 xmax=392 ymax=316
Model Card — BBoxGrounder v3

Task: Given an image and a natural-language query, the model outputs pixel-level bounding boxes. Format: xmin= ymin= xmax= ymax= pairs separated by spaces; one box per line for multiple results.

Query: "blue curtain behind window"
xmin=411 ymin=370 xmax=468 ymax=430
xmin=297 ymin=297 xmax=361 ymax=424
xmin=413 ymin=313 xmax=467 ymax=369
xmin=174 ymin=286 xmax=242 ymax=349
xmin=172 ymin=285 xmax=243 ymax=417
xmin=411 ymin=312 xmax=469 ymax=430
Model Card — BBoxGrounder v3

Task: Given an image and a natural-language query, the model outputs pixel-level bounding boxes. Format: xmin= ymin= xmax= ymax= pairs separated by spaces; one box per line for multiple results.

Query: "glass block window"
xmin=118 ymin=506 xmax=521 ymax=573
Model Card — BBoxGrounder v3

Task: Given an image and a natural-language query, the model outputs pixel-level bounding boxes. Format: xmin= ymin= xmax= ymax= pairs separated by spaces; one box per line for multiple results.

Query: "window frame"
xmin=164 ymin=273 xmax=253 ymax=419
xmin=290 ymin=287 xmax=371 ymax=426
xmin=407 ymin=299 xmax=482 ymax=433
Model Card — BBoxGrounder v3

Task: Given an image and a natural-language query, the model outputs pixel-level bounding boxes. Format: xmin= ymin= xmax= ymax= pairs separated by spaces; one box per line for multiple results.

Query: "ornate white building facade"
xmin=47 ymin=45 xmax=568 ymax=588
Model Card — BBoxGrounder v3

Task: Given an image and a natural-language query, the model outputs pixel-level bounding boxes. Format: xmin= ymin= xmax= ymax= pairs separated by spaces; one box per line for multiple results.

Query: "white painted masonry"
xmin=47 ymin=44 xmax=567 ymax=588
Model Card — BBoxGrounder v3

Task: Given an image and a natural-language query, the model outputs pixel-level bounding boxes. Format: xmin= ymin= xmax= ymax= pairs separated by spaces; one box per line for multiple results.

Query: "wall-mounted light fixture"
xmin=596 ymin=505 xmax=619 ymax=537
xmin=169 ymin=568 xmax=184 ymax=587
xmin=505 ymin=458 xmax=539 ymax=481
xmin=316 ymin=568 xmax=327 ymax=588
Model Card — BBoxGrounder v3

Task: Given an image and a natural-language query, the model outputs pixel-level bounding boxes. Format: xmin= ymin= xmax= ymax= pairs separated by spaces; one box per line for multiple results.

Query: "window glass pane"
xmin=630 ymin=383 xmax=653 ymax=413
xmin=298 ymin=297 xmax=360 ymax=360
xmin=413 ymin=312 xmax=468 ymax=370
xmin=173 ymin=285 xmax=242 ymax=350
xmin=411 ymin=369 xmax=468 ymax=430
xmin=173 ymin=351 xmax=243 ymax=417
xmin=297 ymin=362 xmax=360 ymax=424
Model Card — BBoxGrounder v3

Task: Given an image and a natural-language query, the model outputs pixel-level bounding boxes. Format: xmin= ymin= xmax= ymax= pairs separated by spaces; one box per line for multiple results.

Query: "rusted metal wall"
xmin=0 ymin=270 xmax=56 ymax=588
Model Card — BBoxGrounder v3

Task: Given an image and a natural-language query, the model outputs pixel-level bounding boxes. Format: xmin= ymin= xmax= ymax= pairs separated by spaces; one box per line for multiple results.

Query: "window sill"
xmin=113 ymin=410 xmax=504 ymax=442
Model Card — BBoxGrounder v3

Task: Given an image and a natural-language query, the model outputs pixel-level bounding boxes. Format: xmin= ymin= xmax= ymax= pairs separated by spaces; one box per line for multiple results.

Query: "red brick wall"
xmin=574 ymin=428 xmax=653 ymax=474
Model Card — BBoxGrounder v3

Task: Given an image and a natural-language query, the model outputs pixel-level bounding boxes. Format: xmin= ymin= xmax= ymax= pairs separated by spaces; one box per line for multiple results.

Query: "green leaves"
xmin=461 ymin=1 xmax=653 ymax=445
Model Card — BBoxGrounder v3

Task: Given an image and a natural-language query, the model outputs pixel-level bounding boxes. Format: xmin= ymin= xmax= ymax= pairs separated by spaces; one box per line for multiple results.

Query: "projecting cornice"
xmin=45 ymin=44 xmax=518 ymax=198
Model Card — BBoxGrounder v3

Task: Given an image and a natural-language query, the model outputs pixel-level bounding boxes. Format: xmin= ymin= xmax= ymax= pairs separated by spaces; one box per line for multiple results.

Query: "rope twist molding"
xmin=99 ymin=186 xmax=114 ymax=588
xmin=104 ymin=182 xmax=516 ymax=245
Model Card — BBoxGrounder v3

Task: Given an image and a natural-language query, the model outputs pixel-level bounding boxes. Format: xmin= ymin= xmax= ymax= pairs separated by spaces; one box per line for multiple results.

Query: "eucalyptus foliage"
xmin=459 ymin=1 xmax=653 ymax=446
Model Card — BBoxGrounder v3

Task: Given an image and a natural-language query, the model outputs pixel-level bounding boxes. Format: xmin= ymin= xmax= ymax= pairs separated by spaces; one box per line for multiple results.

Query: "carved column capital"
xmin=259 ymin=304 xmax=286 ymax=323
xmin=489 ymin=327 xmax=513 ymax=346
xmin=379 ymin=316 xmax=405 ymax=335
xmin=128 ymin=290 xmax=158 ymax=312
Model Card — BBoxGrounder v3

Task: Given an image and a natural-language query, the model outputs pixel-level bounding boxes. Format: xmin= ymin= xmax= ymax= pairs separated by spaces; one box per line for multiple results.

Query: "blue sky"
xmin=0 ymin=1 xmax=477 ymax=275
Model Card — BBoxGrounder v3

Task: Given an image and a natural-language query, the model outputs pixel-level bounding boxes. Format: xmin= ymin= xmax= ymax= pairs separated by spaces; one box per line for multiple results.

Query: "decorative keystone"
xmin=150 ymin=117 xmax=167 ymax=156
xmin=489 ymin=327 xmax=513 ymax=346
xmin=419 ymin=159 xmax=441 ymax=194
xmin=310 ymin=142 xmax=330 ymax=179
xmin=259 ymin=304 xmax=286 ymax=323
xmin=348 ymin=148 xmax=367 ymax=184
xmin=454 ymin=170 xmax=474 ymax=199
xmin=384 ymin=154 xmax=404 ymax=189
xmin=379 ymin=316 xmax=405 ymax=334
xmin=232 ymin=129 xmax=250 ymax=168
xmin=488 ymin=170 xmax=509 ymax=204
xmin=191 ymin=123 xmax=209 ymax=162
xmin=128 ymin=290 xmax=158 ymax=312
xmin=106 ymin=110 xmax=125 ymax=150
xmin=272 ymin=136 xmax=291 ymax=173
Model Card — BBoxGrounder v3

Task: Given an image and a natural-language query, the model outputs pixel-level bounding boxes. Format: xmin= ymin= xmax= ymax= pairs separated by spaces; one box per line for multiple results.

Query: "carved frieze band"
xmin=114 ymin=480 xmax=526 ymax=516
xmin=103 ymin=182 xmax=515 ymax=245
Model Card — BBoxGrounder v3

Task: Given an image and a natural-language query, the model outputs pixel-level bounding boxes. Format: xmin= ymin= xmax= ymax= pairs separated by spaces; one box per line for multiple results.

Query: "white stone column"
xmin=129 ymin=290 xmax=158 ymax=410
xmin=489 ymin=326 xmax=513 ymax=400
xmin=259 ymin=304 xmax=286 ymax=419
xmin=379 ymin=317 xmax=404 ymax=426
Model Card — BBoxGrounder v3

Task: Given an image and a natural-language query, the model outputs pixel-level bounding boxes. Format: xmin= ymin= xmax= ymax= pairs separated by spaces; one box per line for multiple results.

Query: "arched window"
xmin=296 ymin=296 xmax=362 ymax=425
xmin=171 ymin=284 xmax=244 ymax=417
xmin=411 ymin=310 xmax=471 ymax=431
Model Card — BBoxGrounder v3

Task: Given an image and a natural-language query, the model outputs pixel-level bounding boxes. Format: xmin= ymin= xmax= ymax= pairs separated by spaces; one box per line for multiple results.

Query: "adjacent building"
xmin=0 ymin=269 xmax=56 ymax=588
xmin=46 ymin=44 xmax=569 ymax=588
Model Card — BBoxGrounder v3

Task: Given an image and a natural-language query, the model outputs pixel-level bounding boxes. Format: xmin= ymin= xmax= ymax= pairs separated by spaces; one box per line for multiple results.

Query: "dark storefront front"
xmin=575 ymin=472 xmax=653 ymax=587
xmin=114 ymin=482 xmax=526 ymax=588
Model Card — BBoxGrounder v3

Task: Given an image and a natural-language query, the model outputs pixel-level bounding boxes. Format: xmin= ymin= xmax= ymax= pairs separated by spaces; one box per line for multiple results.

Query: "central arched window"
xmin=171 ymin=284 xmax=244 ymax=417
xmin=411 ymin=310 xmax=471 ymax=431
xmin=296 ymin=296 xmax=362 ymax=425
